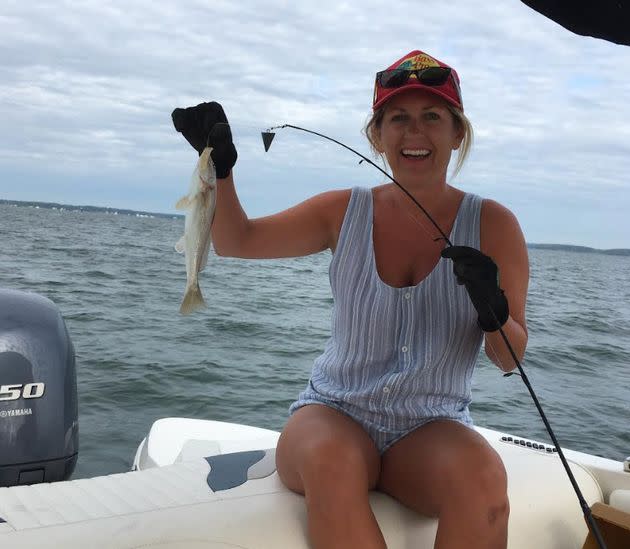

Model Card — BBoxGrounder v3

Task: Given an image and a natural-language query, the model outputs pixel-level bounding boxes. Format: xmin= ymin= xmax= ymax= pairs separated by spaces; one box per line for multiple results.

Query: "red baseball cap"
xmin=372 ymin=50 xmax=463 ymax=111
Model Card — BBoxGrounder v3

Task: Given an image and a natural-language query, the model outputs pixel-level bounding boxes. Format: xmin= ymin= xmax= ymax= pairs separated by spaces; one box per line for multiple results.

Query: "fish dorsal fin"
xmin=175 ymin=236 xmax=185 ymax=254
xmin=175 ymin=196 xmax=191 ymax=210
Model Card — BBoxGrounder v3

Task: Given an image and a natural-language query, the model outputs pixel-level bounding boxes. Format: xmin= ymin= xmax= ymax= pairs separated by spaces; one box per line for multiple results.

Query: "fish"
xmin=174 ymin=146 xmax=216 ymax=314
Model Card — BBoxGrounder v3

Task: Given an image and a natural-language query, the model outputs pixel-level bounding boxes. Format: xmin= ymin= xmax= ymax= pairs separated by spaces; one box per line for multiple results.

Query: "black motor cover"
xmin=0 ymin=289 xmax=78 ymax=487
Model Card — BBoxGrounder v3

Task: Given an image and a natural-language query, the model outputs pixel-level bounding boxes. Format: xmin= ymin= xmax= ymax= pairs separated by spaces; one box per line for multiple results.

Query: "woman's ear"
xmin=452 ymin=122 xmax=465 ymax=151
xmin=373 ymin=129 xmax=384 ymax=153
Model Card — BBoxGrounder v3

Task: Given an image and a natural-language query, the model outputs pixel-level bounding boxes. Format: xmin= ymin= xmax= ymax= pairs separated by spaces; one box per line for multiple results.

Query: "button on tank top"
xmin=292 ymin=186 xmax=485 ymax=430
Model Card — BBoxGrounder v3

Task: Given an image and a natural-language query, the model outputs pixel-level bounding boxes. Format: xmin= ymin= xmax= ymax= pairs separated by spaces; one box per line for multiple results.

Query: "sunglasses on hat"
xmin=376 ymin=66 xmax=452 ymax=88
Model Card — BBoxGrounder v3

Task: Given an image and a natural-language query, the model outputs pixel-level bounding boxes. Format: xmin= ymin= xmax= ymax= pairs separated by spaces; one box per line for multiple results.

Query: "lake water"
xmin=1 ymin=203 xmax=629 ymax=479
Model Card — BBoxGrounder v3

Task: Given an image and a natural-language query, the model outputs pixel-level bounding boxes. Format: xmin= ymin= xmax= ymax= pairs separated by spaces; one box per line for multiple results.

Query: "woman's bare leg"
xmin=276 ymin=404 xmax=386 ymax=549
xmin=378 ymin=420 xmax=509 ymax=549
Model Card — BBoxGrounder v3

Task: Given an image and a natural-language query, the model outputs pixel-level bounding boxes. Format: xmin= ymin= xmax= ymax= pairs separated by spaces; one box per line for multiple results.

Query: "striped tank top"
xmin=290 ymin=187 xmax=485 ymax=430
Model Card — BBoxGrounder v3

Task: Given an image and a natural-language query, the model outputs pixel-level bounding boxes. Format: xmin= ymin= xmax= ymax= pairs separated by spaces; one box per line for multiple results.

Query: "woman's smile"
xmin=375 ymin=89 xmax=463 ymax=184
xmin=400 ymin=148 xmax=432 ymax=161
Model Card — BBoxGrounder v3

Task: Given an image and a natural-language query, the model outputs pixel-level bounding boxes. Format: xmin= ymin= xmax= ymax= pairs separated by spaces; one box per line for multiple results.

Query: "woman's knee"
xmin=450 ymin=448 xmax=509 ymax=523
xmin=482 ymin=453 xmax=510 ymax=525
xmin=276 ymin=405 xmax=380 ymax=493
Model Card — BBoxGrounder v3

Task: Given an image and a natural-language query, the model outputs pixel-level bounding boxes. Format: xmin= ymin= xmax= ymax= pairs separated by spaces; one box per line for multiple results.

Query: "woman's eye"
xmin=391 ymin=114 xmax=408 ymax=122
xmin=424 ymin=112 xmax=440 ymax=121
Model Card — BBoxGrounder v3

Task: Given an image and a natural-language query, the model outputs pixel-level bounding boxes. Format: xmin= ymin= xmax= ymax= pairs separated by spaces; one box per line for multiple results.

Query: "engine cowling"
xmin=0 ymin=288 xmax=78 ymax=486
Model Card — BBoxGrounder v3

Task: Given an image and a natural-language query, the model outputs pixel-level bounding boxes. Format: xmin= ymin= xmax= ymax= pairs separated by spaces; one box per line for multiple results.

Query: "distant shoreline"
xmin=0 ymin=198 xmax=182 ymax=221
xmin=525 ymin=243 xmax=630 ymax=256
xmin=2 ymin=198 xmax=629 ymax=256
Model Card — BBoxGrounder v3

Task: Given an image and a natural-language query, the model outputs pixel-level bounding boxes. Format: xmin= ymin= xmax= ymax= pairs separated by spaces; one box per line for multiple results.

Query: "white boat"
xmin=0 ymin=414 xmax=629 ymax=548
xmin=1 ymin=292 xmax=629 ymax=548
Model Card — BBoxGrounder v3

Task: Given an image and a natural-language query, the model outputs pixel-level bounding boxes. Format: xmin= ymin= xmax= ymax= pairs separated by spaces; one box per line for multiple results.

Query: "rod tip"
xmin=261 ymin=131 xmax=275 ymax=152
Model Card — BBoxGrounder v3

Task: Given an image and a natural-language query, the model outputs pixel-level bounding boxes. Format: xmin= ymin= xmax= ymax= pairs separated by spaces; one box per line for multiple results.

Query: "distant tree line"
xmin=0 ymin=199 xmax=182 ymax=220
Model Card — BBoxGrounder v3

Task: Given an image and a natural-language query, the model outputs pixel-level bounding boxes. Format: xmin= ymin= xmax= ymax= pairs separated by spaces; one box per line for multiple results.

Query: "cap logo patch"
xmin=397 ymin=53 xmax=440 ymax=71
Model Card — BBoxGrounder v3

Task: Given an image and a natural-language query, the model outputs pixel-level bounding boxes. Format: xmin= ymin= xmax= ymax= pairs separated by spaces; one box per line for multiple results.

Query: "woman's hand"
xmin=171 ymin=101 xmax=237 ymax=179
xmin=441 ymin=245 xmax=509 ymax=332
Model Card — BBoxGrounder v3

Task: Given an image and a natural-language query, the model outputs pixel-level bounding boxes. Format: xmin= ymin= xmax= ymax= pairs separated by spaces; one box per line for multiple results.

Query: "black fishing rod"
xmin=261 ymin=123 xmax=608 ymax=549
xmin=262 ymin=124 xmax=452 ymax=247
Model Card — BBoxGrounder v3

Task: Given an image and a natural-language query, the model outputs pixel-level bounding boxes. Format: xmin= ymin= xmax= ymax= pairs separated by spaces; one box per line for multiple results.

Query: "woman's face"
xmin=374 ymin=89 xmax=464 ymax=184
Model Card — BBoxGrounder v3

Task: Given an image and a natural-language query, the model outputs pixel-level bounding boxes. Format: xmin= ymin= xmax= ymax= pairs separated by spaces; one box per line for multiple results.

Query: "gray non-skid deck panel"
xmin=205 ymin=449 xmax=276 ymax=492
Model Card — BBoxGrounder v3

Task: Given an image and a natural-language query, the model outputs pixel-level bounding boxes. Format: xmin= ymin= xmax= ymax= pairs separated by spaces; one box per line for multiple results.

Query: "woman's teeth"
xmin=402 ymin=149 xmax=430 ymax=158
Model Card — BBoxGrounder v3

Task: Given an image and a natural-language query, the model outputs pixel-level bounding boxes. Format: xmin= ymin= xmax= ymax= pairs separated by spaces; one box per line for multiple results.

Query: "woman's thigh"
xmin=276 ymin=403 xmax=381 ymax=495
xmin=377 ymin=419 xmax=507 ymax=516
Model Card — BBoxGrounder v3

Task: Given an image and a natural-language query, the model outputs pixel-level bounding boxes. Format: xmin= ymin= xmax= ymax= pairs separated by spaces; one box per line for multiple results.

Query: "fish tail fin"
xmin=179 ymin=282 xmax=207 ymax=315
xmin=175 ymin=196 xmax=191 ymax=210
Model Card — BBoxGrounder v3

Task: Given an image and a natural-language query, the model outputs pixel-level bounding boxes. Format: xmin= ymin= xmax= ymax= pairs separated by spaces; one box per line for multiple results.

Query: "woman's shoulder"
xmin=479 ymin=198 xmax=521 ymax=229
xmin=312 ymin=187 xmax=353 ymax=214
xmin=479 ymin=198 xmax=526 ymax=257
xmin=303 ymin=188 xmax=353 ymax=250
xmin=317 ymin=186 xmax=389 ymax=252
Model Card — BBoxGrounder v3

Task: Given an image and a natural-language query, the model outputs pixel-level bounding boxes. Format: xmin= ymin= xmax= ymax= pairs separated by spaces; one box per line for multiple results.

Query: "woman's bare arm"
xmin=212 ymin=173 xmax=351 ymax=259
xmin=479 ymin=199 xmax=530 ymax=371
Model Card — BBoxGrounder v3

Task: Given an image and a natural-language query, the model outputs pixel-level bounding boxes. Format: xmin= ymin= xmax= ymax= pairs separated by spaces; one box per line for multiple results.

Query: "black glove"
xmin=440 ymin=245 xmax=509 ymax=332
xmin=171 ymin=101 xmax=237 ymax=179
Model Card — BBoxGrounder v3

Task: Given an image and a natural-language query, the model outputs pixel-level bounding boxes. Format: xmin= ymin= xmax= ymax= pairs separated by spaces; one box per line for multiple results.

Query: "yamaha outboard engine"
xmin=0 ymin=288 xmax=78 ymax=487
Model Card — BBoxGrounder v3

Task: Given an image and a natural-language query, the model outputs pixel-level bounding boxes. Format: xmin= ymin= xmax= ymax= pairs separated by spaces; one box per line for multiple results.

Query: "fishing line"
xmin=261 ymin=123 xmax=608 ymax=549
xmin=265 ymin=124 xmax=453 ymax=247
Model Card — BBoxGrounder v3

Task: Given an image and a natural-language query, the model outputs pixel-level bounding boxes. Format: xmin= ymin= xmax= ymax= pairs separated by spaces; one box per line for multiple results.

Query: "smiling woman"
xmin=166 ymin=47 xmax=532 ymax=549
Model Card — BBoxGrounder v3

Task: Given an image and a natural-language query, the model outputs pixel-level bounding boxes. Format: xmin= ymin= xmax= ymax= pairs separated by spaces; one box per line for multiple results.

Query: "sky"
xmin=1 ymin=1 xmax=629 ymax=248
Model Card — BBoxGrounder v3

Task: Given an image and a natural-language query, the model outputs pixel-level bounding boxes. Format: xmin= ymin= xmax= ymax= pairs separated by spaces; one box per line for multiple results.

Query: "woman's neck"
xmin=388 ymin=176 xmax=453 ymax=213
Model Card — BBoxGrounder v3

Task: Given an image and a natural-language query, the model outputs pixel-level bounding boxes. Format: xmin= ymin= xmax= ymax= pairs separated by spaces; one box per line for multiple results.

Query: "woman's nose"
xmin=406 ymin=117 xmax=421 ymax=134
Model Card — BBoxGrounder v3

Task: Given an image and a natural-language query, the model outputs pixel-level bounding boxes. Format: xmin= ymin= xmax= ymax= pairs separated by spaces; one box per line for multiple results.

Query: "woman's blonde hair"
xmin=363 ymin=103 xmax=473 ymax=180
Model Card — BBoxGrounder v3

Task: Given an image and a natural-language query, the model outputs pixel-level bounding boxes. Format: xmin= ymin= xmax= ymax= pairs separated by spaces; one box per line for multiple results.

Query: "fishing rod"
xmin=262 ymin=124 xmax=452 ymax=247
xmin=261 ymin=123 xmax=609 ymax=549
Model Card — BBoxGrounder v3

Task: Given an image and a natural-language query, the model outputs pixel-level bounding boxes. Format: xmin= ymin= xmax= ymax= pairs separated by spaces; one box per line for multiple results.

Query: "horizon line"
xmin=1 ymin=198 xmax=628 ymax=254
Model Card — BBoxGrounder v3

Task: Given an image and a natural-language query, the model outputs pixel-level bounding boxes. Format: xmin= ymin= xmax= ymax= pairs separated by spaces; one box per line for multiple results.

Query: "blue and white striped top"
xmin=290 ymin=186 xmax=485 ymax=431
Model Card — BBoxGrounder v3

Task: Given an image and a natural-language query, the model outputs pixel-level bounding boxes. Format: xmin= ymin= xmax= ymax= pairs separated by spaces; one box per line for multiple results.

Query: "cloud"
xmin=1 ymin=0 xmax=629 ymax=247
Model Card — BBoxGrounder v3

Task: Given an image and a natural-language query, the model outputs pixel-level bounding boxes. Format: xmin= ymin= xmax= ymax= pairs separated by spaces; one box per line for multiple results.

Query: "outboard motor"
xmin=0 ymin=288 xmax=78 ymax=487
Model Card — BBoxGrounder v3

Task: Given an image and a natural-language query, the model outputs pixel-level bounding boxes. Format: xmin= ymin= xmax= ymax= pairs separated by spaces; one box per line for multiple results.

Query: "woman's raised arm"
xmin=212 ymin=175 xmax=350 ymax=259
